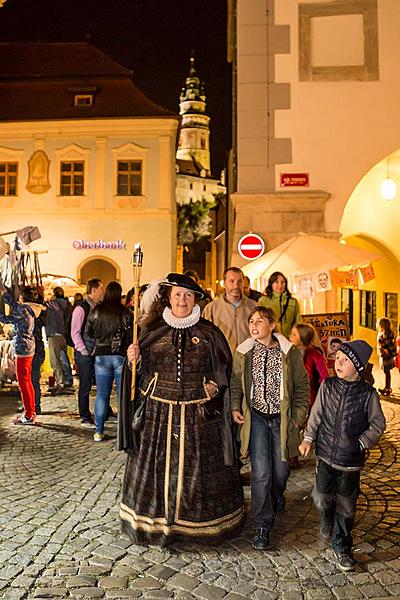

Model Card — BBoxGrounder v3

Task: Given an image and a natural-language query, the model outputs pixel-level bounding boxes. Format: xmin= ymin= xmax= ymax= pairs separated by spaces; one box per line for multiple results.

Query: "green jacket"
xmin=230 ymin=333 xmax=309 ymax=461
xmin=258 ymin=292 xmax=300 ymax=338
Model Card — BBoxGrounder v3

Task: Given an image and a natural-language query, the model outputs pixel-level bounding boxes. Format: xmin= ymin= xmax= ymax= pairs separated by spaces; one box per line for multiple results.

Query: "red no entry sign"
xmin=238 ymin=233 xmax=265 ymax=260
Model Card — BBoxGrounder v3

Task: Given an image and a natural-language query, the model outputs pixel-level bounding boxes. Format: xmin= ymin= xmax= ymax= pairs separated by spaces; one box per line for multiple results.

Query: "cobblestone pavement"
xmin=0 ymin=386 xmax=399 ymax=600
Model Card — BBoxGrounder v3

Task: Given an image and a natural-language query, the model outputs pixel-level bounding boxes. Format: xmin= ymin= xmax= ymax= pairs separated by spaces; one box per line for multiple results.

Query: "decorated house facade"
xmin=0 ymin=42 xmax=179 ymax=291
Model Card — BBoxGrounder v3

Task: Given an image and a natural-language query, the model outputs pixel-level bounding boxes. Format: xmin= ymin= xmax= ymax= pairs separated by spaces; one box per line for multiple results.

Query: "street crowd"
xmin=0 ymin=267 xmax=388 ymax=574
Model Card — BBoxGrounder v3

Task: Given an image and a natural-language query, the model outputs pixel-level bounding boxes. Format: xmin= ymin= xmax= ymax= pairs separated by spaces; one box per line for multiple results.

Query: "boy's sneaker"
xmin=334 ymin=550 xmax=356 ymax=571
xmin=94 ymin=432 xmax=104 ymax=442
xmin=81 ymin=419 xmax=96 ymax=429
xmin=252 ymin=528 xmax=270 ymax=550
xmin=13 ymin=414 xmax=35 ymax=426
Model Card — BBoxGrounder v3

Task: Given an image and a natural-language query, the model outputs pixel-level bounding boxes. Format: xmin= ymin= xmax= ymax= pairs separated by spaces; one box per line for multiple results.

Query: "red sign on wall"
xmin=238 ymin=233 xmax=265 ymax=261
xmin=280 ymin=173 xmax=310 ymax=187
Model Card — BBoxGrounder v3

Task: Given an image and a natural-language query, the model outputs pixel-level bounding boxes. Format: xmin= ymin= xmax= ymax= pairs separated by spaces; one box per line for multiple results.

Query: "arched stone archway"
xmin=77 ymin=256 xmax=120 ymax=288
xmin=339 ymin=150 xmax=400 ymax=359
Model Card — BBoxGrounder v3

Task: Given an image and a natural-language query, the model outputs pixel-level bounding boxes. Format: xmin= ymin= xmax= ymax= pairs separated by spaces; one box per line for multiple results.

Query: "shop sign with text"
xmin=280 ymin=172 xmax=309 ymax=187
xmin=73 ymin=239 xmax=126 ymax=250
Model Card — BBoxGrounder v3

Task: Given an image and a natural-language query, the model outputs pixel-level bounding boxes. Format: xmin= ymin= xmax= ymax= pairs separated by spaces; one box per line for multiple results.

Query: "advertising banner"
xmin=302 ymin=312 xmax=350 ymax=368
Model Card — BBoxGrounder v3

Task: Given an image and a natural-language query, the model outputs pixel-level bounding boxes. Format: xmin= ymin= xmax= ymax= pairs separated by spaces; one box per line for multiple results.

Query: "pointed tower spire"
xmin=176 ymin=54 xmax=211 ymax=175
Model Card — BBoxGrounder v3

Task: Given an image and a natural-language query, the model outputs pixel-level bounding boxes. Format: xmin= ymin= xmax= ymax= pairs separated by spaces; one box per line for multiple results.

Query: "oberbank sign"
xmin=73 ymin=239 xmax=126 ymax=250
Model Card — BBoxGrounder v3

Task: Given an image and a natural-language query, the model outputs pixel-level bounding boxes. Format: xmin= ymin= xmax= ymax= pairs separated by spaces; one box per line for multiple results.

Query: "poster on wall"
xmin=329 ymin=269 xmax=358 ymax=288
xmin=294 ymin=273 xmax=314 ymax=299
xmin=359 ymin=263 xmax=375 ymax=284
xmin=302 ymin=312 xmax=350 ymax=368
xmin=315 ymin=270 xmax=332 ymax=292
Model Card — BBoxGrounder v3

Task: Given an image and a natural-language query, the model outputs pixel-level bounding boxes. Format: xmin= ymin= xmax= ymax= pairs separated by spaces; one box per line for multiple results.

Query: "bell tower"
xmin=176 ymin=55 xmax=211 ymax=176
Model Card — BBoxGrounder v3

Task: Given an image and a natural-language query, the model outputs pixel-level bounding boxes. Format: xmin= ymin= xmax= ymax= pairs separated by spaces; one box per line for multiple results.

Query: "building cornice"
xmin=0 ymin=117 xmax=179 ymax=138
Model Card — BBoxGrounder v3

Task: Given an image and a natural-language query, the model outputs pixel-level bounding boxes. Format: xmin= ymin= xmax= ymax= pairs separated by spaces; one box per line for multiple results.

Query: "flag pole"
xmin=131 ymin=243 xmax=143 ymax=400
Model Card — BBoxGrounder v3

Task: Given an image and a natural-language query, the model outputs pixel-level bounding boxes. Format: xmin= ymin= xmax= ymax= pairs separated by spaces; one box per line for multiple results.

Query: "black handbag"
xmin=131 ymin=373 xmax=157 ymax=432
xmin=131 ymin=391 xmax=146 ymax=432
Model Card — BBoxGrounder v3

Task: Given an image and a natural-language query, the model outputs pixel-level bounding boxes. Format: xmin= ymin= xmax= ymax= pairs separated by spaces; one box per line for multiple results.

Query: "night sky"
xmin=0 ymin=0 xmax=231 ymax=175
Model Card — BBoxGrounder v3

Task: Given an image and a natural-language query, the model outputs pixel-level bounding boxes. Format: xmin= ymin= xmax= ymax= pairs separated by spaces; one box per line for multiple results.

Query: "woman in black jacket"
xmin=86 ymin=281 xmax=132 ymax=441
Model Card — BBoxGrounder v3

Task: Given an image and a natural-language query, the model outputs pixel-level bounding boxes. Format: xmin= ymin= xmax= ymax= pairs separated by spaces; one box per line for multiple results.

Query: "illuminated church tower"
xmin=176 ymin=55 xmax=211 ymax=176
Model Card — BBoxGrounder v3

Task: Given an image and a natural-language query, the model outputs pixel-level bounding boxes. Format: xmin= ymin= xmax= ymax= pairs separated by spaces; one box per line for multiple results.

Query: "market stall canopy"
xmin=242 ymin=232 xmax=382 ymax=284
xmin=41 ymin=274 xmax=85 ymax=299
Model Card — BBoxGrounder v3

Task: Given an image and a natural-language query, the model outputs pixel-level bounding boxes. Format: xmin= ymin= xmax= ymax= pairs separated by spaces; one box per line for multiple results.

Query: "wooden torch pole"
xmin=131 ymin=243 xmax=143 ymax=400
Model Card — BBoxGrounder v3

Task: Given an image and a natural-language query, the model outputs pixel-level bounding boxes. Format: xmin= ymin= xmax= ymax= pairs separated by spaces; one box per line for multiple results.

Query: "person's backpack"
xmin=65 ymin=300 xmax=91 ymax=348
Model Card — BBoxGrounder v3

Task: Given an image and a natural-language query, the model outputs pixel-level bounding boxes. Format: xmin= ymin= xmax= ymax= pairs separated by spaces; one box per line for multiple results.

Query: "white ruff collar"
xmin=162 ymin=304 xmax=201 ymax=329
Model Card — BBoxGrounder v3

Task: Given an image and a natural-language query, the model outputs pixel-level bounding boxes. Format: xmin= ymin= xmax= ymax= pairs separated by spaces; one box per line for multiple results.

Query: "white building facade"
xmin=230 ymin=0 xmax=400 ymax=346
xmin=0 ymin=43 xmax=179 ymax=291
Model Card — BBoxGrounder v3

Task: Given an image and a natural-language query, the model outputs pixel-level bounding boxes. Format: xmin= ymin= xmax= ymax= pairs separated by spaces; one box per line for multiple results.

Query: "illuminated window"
xmin=74 ymin=94 xmax=93 ymax=107
xmin=359 ymin=290 xmax=376 ymax=330
xmin=0 ymin=162 xmax=18 ymax=196
xmin=60 ymin=161 xmax=84 ymax=196
xmin=117 ymin=160 xmax=142 ymax=195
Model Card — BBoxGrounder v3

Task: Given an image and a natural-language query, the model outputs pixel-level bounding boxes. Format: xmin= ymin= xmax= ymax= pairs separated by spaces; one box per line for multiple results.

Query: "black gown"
xmin=119 ymin=318 xmax=245 ymax=546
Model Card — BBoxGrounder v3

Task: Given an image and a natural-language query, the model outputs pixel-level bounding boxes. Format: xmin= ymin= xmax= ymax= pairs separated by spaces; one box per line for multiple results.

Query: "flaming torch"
xmin=131 ymin=243 xmax=143 ymax=399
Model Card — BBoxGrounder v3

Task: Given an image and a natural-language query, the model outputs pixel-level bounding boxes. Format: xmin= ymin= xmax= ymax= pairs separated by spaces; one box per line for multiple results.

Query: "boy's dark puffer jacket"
xmin=304 ymin=377 xmax=386 ymax=469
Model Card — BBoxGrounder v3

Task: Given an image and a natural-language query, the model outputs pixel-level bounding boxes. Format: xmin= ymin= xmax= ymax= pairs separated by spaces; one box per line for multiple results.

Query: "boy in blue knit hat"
xmin=299 ymin=340 xmax=386 ymax=571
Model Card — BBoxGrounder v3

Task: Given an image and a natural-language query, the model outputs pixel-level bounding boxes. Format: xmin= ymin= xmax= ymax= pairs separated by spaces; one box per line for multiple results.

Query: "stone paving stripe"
xmin=168 ymin=573 xmax=201 ymax=591
xmin=98 ymin=575 xmax=128 ymax=589
xmin=69 ymin=588 xmax=105 ymax=598
xmin=105 ymin=591 xmax=142 ymax=598
xmin=79 ymin=566 xmax=111 ymax=576
xmin=143 ymin=592 xmax=174 ymax=599
xmin=33 ymin=588 xmax=68 ymax=597
xmin=67 ymin=575 xmax=97 ymax=588
xmin=147 ymin=565 xmax=177 ymax=581
xmin=130 ymin=576 xmax=164 ymax=589
xmin=193 ymin=582 xmax=227 ymax=599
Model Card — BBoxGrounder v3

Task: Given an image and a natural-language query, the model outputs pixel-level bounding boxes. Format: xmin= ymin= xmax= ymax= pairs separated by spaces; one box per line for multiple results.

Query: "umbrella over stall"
xmin=242 ymin=232 xmax=382 ymax=286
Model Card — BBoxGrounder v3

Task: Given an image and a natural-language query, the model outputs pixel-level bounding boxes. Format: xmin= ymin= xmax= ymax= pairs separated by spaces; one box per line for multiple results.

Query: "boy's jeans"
xmin=94 ymin=355 xmax=124 ymax=434
xmin=250 ymin=410 xmax=289 ymax=529
xmin=314 ymin=459 xmax=360 ymax=554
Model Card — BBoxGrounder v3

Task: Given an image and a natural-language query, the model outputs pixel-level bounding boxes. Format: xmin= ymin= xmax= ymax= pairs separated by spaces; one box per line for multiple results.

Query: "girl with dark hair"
xmin=118 ymin=273 xmax=244 ymax=547
xmin=376 ymin=317 xmax=396 ymax=395
xmin=85 ymin=281 xmax=132 ymax=441
xmin=258 ymin=271 xmax=300 ymax=338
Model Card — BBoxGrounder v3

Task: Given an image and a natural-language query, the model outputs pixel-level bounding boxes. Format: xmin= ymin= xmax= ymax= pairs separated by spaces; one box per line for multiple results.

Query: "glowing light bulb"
xmin=380 ymin=177 xmax=397 ymax=201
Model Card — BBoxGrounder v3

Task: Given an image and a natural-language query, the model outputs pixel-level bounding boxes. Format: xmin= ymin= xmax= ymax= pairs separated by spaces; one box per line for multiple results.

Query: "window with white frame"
xmin=116 ymin=160 xmax=142 ymax=196
xmin=0 ymin=162 xmax=18 ymax=196
xmin=60 ymin=161 xmax=84 ymax=196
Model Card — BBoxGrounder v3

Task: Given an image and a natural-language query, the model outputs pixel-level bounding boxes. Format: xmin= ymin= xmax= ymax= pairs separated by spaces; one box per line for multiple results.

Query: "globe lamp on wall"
xmin=380 ymin=160 xmax=397 ymax=201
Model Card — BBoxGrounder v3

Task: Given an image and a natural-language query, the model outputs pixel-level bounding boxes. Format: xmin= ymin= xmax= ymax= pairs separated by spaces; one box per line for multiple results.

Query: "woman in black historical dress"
xmin=118 ymin=273 xmax=244 ymax=546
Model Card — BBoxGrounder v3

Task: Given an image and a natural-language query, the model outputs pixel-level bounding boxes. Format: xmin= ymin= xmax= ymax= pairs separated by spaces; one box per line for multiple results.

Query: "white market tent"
xmin=242 ymin=232 xmax=382 ymax=290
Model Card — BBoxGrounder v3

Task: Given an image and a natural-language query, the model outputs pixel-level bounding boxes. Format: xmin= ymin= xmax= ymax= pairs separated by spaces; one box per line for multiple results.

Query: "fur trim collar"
xmin=236 ymin=332 xmax=293 ymax=355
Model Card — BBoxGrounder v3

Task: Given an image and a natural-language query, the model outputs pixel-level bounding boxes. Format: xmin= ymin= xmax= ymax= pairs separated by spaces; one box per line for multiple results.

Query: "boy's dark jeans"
xmin=74 ymin=351 xmax=95 ymax=421
xmin=250 ymin=410 xmax=289 ymax=529
xmin=314 ymin=459 xmax=360 ymax=554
